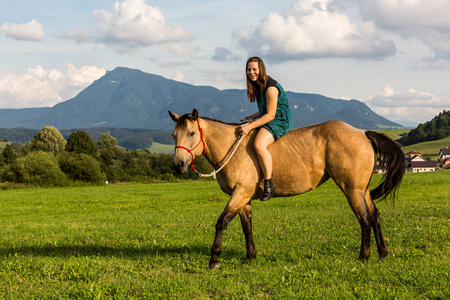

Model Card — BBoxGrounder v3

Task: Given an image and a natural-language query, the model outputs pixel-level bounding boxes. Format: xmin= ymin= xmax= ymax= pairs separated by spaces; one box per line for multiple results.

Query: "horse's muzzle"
xmin=172 ymin=157 xmax=189 ymax=174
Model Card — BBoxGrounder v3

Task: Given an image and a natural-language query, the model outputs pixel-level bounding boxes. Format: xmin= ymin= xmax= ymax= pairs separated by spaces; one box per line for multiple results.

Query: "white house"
xmin=410 ymin=161 xmax=436 ymax=173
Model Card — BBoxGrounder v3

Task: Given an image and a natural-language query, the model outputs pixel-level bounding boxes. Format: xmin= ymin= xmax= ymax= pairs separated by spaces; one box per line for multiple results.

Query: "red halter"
xmin=175 ymin=119 xmax=206 ymax=173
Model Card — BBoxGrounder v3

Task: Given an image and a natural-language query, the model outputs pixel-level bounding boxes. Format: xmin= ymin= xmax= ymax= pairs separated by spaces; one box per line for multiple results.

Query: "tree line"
xmin=397 ymin=110 xmax=450 ymax=146
xmin=0 ymin=126 xmax=212 ymax=188
xmin=0 ymin=127 xmax=174 ymax=150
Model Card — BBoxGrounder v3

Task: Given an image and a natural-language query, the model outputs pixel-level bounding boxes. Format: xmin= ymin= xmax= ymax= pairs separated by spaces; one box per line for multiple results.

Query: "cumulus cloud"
xmin=0 ymin=19 xmax=45 ymax=41
xmin=165 ymin=43 xmax=198 ymax=58
xmin=234 ymin=0 xmax=396 ymax=60
xmin=211 ymin=47 xmax=241 ymax=62
xmin=366 ymin=86 xmax=450 ymax=124
xmin=0 ymin=65 xmax=106 ymax=108
xmin=203 ymin=71 xmax=243 ymax=84
xmin=413 ymin=56 xmax=450 ymax=70
xmin=61 ymin=27 xmax=94 ymax=43
xmin=91 ymin=0 xmax=193 ymax=53
xmin=358 ymin=0 xmax=450 ymax=57
xmin=173 ymin=70 xmax=185 ymax=82
xmin=157 ymin=60 xmax=191 ymax=67
xmin=358 ymin=0 xmax=450 ymax=31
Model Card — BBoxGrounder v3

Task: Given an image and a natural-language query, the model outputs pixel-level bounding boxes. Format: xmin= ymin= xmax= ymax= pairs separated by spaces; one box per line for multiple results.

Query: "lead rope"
xmin=195 ymin=120 xmax=252 ymax=179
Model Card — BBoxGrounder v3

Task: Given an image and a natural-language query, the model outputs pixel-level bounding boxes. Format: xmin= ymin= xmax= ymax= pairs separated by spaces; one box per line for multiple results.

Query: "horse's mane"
xmin=175 ymin=113 xmax=240 ymax=130
xmin=201 ymin=117 xmax=240 ymax=126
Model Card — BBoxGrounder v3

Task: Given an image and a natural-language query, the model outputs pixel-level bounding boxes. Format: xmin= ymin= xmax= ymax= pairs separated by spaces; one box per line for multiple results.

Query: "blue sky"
xmin=1 ymin=0 xmax=450 ymax=126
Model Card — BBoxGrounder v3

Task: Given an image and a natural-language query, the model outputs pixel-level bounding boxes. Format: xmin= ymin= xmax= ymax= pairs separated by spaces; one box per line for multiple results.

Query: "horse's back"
xmin=270 ymin=120 xmax=374 ymax=196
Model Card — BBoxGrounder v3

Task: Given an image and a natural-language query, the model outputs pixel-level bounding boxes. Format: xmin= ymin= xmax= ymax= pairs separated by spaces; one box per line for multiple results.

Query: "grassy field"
xmin=0 ymin=172 xmax=449 ymax=299
xmin=375 ymin=129 xmax=410 ymax=141
xmin=401 ymin=135 xmax=450 ymax=155
xmin=0 ymin=141 xmax=10 ymax=150
xmin=148 ymin=142 xmax=174 ymax=154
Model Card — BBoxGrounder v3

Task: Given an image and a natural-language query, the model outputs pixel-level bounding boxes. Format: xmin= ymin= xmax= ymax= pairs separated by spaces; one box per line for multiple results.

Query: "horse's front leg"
xmin=209 ymin=190 xmax=250 ymax=269
xmin=239 ymin=203 xmax=257 ymax=264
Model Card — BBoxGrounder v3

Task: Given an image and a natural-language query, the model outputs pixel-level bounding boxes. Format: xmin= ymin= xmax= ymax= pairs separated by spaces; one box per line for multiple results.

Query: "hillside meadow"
xmin=401 ymin=135 xmax=450 ymax=155
xmin=0 ymin=171 xmax=449 ymax=299
xmin=375 ymin=129 xmax=410 ymax=142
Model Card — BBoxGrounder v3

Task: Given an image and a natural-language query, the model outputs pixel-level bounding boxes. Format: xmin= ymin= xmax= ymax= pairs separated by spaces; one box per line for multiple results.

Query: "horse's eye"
xmin=189 ymin=132 xmax=195 ymax=137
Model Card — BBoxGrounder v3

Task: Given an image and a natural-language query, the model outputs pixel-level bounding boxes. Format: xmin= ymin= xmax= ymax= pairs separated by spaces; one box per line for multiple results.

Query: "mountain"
xmin=0 ymin=107 xmax=50 ymax=128
xmin=0 ymin=67 xmax=401 ymax=131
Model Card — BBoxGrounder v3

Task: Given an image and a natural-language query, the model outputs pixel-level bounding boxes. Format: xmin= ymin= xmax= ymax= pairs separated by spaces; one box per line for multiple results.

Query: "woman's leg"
xmin=254 ymin=128 xmax=275 ymax=179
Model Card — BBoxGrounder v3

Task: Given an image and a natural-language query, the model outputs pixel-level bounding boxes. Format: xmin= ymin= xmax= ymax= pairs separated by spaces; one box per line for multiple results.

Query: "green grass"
xmin=401 ymin=135 xmax=450 ymax=155
xmin=375 ymin=129 xmax=410 ymax=141
xmin=149 ymin=142 xmax=174 ymax=154
xmin=1 ymin=172 xmax=449 ymax=299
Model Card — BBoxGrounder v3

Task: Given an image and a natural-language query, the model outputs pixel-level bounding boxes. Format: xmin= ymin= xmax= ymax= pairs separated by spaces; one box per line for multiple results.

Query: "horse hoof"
xmin=209 ymin=262 xmax=221 ymax=269
xmin=379 ymin=250 xmax=388 ymax=259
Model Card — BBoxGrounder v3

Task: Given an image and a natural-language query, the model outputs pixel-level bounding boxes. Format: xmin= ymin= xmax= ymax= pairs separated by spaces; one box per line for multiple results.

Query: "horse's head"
xmin=169 ymin=108 xmax=205 ymax=174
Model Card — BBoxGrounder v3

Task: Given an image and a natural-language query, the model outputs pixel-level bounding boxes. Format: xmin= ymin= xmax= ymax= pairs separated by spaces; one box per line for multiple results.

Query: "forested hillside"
xmin=397 ymin=110 xmax=450 ymax=146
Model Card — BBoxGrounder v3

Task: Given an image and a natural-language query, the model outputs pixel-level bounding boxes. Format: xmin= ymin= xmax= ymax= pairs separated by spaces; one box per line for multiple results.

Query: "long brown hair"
xmin=246 ymin=57 xmax=268 ymax=102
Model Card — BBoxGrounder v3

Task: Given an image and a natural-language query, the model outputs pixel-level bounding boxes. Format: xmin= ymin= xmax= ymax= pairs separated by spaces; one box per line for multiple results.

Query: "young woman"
xmin=239 ymin=57 xmax=293 ymax=201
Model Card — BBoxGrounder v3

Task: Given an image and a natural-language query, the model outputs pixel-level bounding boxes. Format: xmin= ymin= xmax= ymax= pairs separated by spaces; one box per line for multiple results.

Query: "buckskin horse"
xmin=169 ymin=109 xmax=405 ymax=269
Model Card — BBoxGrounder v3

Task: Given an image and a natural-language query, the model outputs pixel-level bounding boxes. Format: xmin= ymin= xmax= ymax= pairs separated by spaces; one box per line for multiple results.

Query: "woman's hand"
xmin=239 ymin=123 xmax=253 ymax=136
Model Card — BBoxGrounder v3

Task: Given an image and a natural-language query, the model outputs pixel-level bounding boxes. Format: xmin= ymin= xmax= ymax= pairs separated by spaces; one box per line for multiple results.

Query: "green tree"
xmin=97 ymin=132 xmax=124 ymax=182
xmin=2 ymin=151 xmax=66 ymax=186
xmin=2 ymin=144 xmax=17 ymax=164
xmin=97 ymin=132 xmax=117 ymax=150
xmin=66 ymin=131 xmax=97 ymax=156
xmin=30 ymin=126 xmax=67 ymax=155
xmin=58 ymin=152 xmax=105 ymax=183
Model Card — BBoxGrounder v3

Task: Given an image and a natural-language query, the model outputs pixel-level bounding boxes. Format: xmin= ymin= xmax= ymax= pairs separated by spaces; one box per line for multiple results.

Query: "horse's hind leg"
xmin=344 ymin=187 xmax=389 ymax=260
xmin=345 ymin=189 xmax=374 ymax=260
xmin=346 ymin=188 xmax=389 ymax=260
xmin=239 ymin=203 xmax=257 ymax=263
xmin=372 ymin=203 xmax=388 ymax=258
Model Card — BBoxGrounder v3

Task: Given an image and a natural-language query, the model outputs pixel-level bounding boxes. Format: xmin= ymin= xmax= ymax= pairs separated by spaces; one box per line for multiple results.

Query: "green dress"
xmin=256 ymin=77 xmax=293 ymax=140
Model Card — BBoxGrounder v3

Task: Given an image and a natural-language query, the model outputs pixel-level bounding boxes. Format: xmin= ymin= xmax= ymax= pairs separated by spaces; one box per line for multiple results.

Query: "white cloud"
xmin=235 ymin=0 xmax=396 ymax=60
xmin=164 ymin=43 xmax=198 ymax=58
xmin=212 ymin=47 xmax=241 ymax=62
xmin=0 ymin=19 xmax=45 ymax=41
xmin=0 ymin=65 xmax=106 ymax=108
xmin=366 ymin=86 xmax=450 ymax=123
xmin=157 ymin=60 xmax=191 ymax=68
xmin=203 ymin=71 xmax=243 ymax=84
xmin=358 ymin=0 xmax=450 ymax=56
xmin=414 ymin=56 xmax=450 ymax=70
xmin=172 ymin=70 xmax=196 ymax=85
xmin=359 ymin=0 xmax=450 ymax=30
xmin=61 ymin=27 xmax=94 ymax=43
xmin=173 ymin=70 xmax=185 ymax=82
xmin=91 ymin=0 xmax=193 ymax=53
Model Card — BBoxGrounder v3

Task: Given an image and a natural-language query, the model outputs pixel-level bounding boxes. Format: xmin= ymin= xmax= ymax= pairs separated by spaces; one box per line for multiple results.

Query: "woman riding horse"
xmin=240 ymin=57 xmax=293 ymax=201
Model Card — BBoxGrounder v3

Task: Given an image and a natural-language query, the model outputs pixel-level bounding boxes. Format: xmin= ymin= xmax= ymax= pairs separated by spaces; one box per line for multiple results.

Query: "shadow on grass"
xmin=0 ymin=243 xmax=244 ymax=260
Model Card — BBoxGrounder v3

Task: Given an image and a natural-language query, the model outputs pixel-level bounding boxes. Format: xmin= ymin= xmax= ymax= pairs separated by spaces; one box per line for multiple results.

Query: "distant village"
xmin=375 ymin=148 xmax=450 ymax=174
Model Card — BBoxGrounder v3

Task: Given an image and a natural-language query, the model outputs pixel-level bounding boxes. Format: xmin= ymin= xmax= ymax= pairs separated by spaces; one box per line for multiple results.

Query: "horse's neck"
xmin=201 ymin=119 xmax=240 ymax=167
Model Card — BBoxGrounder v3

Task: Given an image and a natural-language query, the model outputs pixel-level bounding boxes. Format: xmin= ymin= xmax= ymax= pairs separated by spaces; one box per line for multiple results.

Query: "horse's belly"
xmin=272 ymin=160 xmax=328 ymax=196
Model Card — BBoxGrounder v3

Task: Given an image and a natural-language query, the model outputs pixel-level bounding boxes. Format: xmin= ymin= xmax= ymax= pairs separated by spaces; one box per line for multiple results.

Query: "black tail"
xmin=365 ymin=131 xmax=406 ymax=202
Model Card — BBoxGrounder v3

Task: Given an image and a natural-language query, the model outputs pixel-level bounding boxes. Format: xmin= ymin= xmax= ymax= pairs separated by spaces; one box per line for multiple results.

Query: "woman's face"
xmin=246 ymin=61 xmax=259 ymax=82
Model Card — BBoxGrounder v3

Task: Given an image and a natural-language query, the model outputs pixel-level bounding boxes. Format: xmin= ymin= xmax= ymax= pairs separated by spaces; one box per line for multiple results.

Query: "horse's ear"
xmin=169 ymin=111 xmax=179 ymax=122
xmin=191 ymin=109 xmax=198 ymax=121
